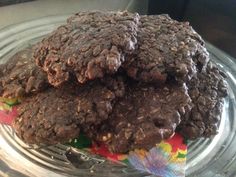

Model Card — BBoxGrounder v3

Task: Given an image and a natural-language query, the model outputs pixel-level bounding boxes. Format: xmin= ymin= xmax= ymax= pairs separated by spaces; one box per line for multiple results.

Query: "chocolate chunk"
xmin=177 ymin=62 xmax=228 ymax=139
xmin=84 ymin=82 xmax=191 ymax=153
xmin=123 ymin=14 xmax=209 ymax=84
xmin=0 ymin=47 xmax=49 ymax=98
xmin=34 ymin=11 xmax=139 ymax=86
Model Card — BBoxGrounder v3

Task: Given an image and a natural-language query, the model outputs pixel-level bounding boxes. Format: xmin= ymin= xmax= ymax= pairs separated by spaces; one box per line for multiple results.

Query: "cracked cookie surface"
xmin=123 ymin=14 xmax=209 ymax=84
xmin=34 ymin=11 xmax=139 ymax=86
xmin=84 ymin=82 xmax=192 ymax=153
xmin=12 ymin=76 xmax=125 ymax=145
xmin=177 ymin=62 xmax=228 ymax=139
xmin=0 ymin=47 xmax=49 ymax=98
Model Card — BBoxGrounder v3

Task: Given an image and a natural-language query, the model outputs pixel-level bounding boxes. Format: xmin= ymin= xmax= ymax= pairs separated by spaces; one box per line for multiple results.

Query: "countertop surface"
xmin=0 ymin=0 xmax=147 ymax=28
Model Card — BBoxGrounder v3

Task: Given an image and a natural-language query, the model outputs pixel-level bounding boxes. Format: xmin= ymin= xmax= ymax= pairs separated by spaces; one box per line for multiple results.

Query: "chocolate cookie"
xmin=77 ymin=76 xmax=125 ymax=126
xmin=34 ymin=11 xmax=139 ymax=86
xmin=0 ymin=47 xmax=49 ymax=99
xmin=84 ymin=82 xmax=192 ymax=153
xmin=13 ymin=77 xmax=125 ymax=145
xmin=12 ymin=84 xmax=81 ymax=145
xmin=123 ymin=14 xmax=209 ymax=84
xmin=177 ymin=62 xmax=228 ymax=139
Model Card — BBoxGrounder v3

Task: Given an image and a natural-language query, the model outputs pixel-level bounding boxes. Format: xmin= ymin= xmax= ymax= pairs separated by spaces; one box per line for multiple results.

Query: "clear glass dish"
xmin=0 ymin=15 xmax=235 ymax=177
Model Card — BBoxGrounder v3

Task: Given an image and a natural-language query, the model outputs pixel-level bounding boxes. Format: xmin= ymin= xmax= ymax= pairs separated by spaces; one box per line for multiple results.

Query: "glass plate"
xmin=0 ymin=15 xmax=235 ymax=177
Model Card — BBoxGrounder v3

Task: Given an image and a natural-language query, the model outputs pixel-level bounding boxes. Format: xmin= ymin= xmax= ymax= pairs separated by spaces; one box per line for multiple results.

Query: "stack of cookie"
xmin=0 ymin=11 xmax=228 ymax=153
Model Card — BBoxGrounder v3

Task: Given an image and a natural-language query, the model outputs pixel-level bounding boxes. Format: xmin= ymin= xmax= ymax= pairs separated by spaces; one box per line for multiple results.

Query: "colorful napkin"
xmin=0 ymin=98 xmax=187 ymax=177
xmin=0 ymin=98 xmax=18 ymax=125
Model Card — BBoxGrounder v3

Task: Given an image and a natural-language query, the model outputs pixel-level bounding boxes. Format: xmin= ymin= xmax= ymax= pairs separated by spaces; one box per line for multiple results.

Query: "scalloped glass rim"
xmin=0 ymin=15 xmax=235 ymax=177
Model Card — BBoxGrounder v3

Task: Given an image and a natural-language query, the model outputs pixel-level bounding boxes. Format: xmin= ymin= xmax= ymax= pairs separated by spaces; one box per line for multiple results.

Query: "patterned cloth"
xmin=0 ymin=98 xmax=187 ymax=177
xmin=0 ymin=98 xmax=18 ymax=125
